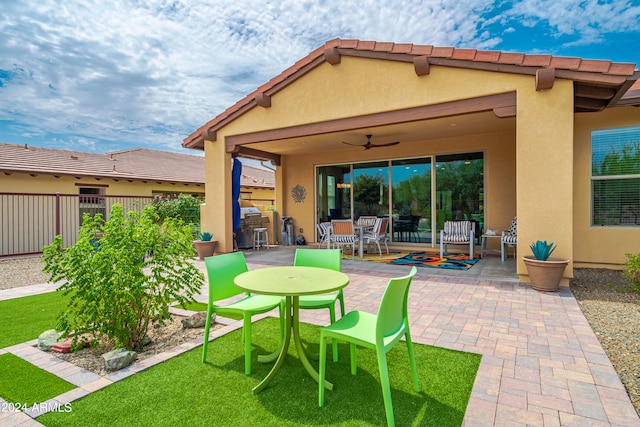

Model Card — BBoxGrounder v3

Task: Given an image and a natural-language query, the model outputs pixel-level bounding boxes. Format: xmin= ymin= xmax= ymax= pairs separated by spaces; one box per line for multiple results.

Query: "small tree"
xmin=42 ymin=204 xmax=204 ymax=351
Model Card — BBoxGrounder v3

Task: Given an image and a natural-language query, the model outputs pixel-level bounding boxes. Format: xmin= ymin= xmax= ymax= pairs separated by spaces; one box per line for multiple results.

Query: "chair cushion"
xmin=442 ymin=221 xmax=472 ymax=242
xmin=502 ymin=234 xmax=517 ymax=244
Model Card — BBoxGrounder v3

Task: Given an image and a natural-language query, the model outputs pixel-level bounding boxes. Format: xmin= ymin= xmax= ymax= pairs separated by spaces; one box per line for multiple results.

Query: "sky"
xmin=1 ymin=0 xmax=639 ymax=159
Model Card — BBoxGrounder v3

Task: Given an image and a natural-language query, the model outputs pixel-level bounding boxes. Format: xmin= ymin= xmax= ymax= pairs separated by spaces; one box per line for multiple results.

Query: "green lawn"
xmin=0 ymin=353 xmax=75 ymax=405
xmin=0 ymin=291 xmax=70 ymax=348
xmin=39 ymin=318 xmax=481 ymax=426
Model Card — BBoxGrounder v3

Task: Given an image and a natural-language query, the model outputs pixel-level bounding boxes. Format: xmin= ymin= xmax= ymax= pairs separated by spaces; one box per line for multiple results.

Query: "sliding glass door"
xmin=391 ymin=158 xmax=432 ymax=243
xmin=353 ymin=161 xmax=389 ymax=218
xmin=317 ymin=164 xmax=351 ymax=222
xmin=435 ymin=152 xmax=484 ymax=239
xmin=316 ymin=151 xmax=483 ymax=246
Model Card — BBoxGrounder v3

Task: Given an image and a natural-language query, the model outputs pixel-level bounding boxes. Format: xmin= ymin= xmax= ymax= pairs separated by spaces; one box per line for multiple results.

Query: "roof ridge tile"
xmin=579 ymin=59 xmax=613 ymax=73
xmin=430 ymin=46 xmax=455 ymax=57
xmin=521 ymin=54 xmax=552 ymax=67
xmin=391 ymin=43 xmax=413 ymax=54
xmin=497 ymin=52 xmax=525 ymax=65
xmin=451 ymin=49 xmax=477 ymax=61
xmin=410 ymin=45 xmax=433 ymax=55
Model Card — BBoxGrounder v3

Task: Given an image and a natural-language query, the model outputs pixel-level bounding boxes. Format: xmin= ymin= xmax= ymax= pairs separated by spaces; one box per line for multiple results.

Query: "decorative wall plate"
xmin=291 ymin=184 xmax=306 ymax=203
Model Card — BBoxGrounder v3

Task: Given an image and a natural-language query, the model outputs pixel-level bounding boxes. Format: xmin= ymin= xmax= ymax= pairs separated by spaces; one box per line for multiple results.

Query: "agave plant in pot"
xmin=523 ymin=240 xmax=569 ymax=292
xmin=193 ymin=231 xmax=217 ymax=260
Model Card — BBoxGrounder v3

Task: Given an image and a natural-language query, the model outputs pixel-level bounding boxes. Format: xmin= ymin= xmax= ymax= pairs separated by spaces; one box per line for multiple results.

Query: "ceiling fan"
xmin=342 ymin=134 xmax=400 ymax=150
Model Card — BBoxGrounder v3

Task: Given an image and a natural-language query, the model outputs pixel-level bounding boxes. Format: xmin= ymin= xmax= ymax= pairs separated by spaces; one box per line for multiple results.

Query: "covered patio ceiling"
xmin=237 ymin=110 xmax=514 ymax=157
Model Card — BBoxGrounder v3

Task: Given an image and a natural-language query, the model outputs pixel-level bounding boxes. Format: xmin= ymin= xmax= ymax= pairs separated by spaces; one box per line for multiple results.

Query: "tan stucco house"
xmin=184 ymin=38 xmax=640 ymax=284
xmin=0 ymin=143 xmax=274 ymax=255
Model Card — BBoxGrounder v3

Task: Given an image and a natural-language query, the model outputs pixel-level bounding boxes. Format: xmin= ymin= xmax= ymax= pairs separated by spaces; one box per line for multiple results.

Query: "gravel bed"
xmin=52 ymin=315 xmax=205 ymax=376
xmin=0 ymin=256 xmax=50 ymax=290
xmin=1 ymin=257 xmax=639 ymax=415
xmin=570 ymin=268 xmax=640 ymax=415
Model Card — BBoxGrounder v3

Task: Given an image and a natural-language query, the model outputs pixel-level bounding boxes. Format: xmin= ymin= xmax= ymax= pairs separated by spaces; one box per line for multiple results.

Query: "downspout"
xmin=260 ymin=160 xmax=276 ymax=172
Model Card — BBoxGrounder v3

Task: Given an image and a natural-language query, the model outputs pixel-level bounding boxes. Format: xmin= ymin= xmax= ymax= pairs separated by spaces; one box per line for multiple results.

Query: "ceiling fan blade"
xmin=342 ymin=136 xmax=400 ymax=149
xmin=371 ymin=141 xmax=400 ymax=148
xmin=341 ymin=141 xmax=365 ymax=147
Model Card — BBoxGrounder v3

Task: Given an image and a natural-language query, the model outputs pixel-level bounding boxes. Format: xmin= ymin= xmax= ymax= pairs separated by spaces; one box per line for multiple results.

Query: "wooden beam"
xmin=231 ymin=145 xmax=281 ymax=166
xmin=200 ymin=128 xmax=216 ymax=141
xmin=226 ymin=92 xmax=517 ymax=149
xmin=535 ymin=67 xmax=555 ymax=91
xmin=255 ymin=93 xmax=271 ymax=108
xmin=413 ymin=56 xmax=430 ymax=76
xmin=574 ymin=84 xmax=617 ymax=100
xmin=324 ymin=46 xmax=341 ymax=65
xmin=493 ymin=106 xmax=516 ymax=118
xmin=575 ymin=97 xmax=607 ymax=111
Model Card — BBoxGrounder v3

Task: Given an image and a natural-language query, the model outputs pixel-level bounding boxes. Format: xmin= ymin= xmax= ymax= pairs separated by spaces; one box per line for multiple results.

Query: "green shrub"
xmin=41 ymin=204 xmax=204 ymax=351
xmin=624 ymin=252 xmax=640 ymax=292
xmin=152 ymin=193 xmax=202 ymax=224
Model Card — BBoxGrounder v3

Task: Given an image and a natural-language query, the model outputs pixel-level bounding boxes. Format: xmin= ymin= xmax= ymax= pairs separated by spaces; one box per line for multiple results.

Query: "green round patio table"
xmin=234 ymin=266 xmax=349 ymax=394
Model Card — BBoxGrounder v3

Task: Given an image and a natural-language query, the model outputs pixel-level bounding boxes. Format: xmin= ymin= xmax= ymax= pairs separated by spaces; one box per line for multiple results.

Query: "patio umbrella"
xmin=232 ymin=158 xmax=242 ymax=232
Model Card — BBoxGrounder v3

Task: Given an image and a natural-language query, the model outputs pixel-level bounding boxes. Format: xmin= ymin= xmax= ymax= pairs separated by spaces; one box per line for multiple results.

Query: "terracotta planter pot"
xmin=193 ymin=240 xmax=218 ymax=260
xmin=523 ymin=256 xmax=569 ymax=292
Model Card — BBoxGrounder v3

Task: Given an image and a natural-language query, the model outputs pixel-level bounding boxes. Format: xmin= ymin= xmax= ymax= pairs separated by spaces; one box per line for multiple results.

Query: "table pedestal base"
xmin=253 ymin=296 xmax=333 ymax=394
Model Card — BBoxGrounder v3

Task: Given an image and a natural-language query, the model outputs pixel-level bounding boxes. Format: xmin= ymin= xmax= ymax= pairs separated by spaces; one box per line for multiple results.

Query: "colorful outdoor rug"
xmin=345 ymin=251 xmax=481 ymax=270
xmin=388 ymin=252 xmax=480 ymax=270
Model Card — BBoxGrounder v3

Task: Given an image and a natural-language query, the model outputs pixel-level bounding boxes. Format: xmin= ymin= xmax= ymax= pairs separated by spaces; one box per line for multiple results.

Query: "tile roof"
xmin=184 ymin=38 xmax=639 ymax=150
xmin=0 ymin=143 xmax=273 ymax=188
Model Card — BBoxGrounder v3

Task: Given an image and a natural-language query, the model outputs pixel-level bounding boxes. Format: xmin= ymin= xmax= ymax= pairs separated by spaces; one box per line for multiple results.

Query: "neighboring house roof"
xmin=0 ymin=143 xmax=274 ymax=188
xmin=184 ymin=38 xmax=640 ymax=150
xmin=239 ymin=164 xmax=275 ymax=188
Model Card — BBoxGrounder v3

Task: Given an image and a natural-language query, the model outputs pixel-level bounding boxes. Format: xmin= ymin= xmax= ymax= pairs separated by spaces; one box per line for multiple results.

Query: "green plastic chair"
xmin=293 ymin=248 xmax=345 ymax=361
xmin=202 ymin=251 xmax=282 ymax=375
xmin=318 ymin=267 xmax=419 ymax=427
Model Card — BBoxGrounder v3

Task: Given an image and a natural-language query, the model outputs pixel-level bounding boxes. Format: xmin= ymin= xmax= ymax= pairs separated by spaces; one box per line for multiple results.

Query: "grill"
xmin=236 ymin=208 xmax=270 ymax=249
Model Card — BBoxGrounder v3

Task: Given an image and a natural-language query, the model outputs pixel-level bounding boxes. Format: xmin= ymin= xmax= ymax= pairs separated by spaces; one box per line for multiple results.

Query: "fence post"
xmin=55 ymin=192 xmax=61 ymax=237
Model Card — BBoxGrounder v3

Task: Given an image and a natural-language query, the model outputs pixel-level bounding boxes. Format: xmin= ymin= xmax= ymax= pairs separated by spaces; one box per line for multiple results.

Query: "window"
xmin=79 ymin=186 xmax=106 ymax=222
xmin=591 ymin=126 xmax=640 ymax=226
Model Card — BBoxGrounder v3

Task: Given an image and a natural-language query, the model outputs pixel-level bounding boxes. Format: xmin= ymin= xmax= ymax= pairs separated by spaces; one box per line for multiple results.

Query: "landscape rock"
xmin=181 ymin=311 xmax=212 ymax=329
xmin=102 ymin=348 xmax=138 ymax=371
xmin=38 ymin=329 xmax=63 ymax=351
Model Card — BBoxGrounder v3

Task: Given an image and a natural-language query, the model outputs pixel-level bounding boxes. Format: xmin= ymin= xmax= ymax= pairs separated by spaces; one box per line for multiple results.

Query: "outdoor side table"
xmin=234 ymin=266 xmax=350 ymax=394
xmin=480 ymin=234 xmax=501 ymax=258
xmin=353 ymin=225 xmax=369 ymax=258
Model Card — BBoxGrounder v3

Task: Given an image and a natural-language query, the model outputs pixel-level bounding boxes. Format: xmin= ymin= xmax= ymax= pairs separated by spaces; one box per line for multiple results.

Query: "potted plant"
xmin=193 ymin=231 xmax=217 ymax=260
xmin=522 ymin=240 xmax=569 ymax=292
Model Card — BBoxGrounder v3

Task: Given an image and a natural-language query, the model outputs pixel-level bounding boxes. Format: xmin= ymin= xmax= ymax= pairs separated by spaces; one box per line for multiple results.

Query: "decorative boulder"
xmin=102 ymin=348 xmax=138 ymax=371
xmin=38 ymin=329 xmax=63 ymax=351
xmin=181 ymin=311 xmax=212 ymax=329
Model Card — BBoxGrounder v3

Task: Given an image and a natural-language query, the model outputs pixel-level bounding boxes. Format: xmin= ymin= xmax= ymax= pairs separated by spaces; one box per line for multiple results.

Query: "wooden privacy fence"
xmin=0 ymin=193 xmax=153 ymax=257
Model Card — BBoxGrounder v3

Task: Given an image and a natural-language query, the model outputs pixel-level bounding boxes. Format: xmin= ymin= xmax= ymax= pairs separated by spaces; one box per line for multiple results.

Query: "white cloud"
xmin=0 ymin=0 xmax=637 ymax=153
xmin=504 ymin=0 xmax=640 ymax=45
